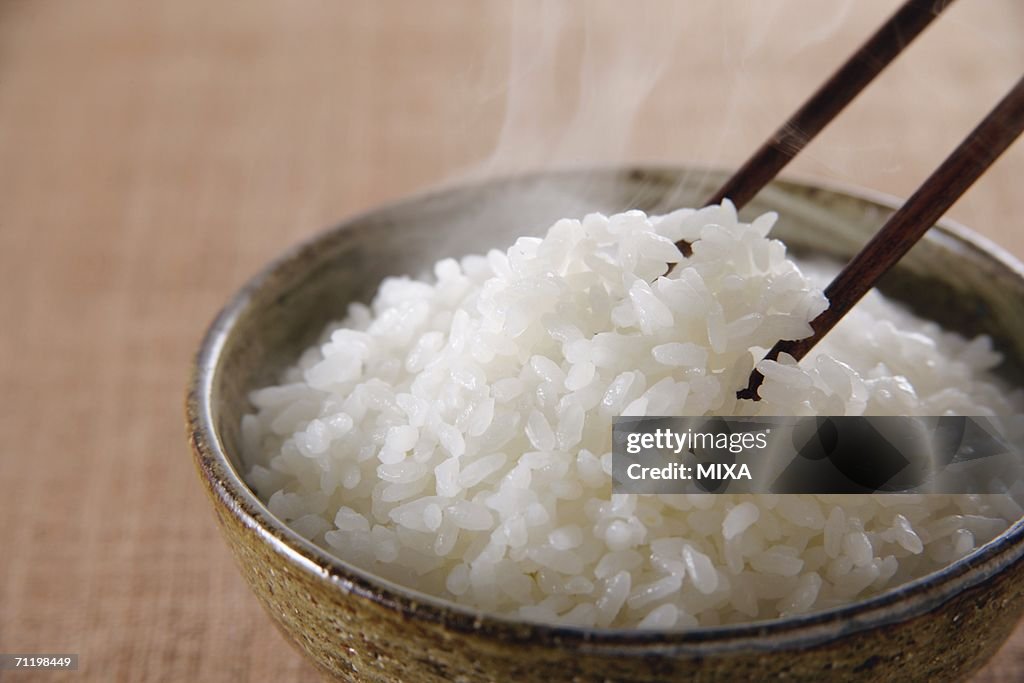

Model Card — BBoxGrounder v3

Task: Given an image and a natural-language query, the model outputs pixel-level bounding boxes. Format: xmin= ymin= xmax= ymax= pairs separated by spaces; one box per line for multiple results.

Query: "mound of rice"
xmin=241 ymin=202 xmax=1024 ymax=628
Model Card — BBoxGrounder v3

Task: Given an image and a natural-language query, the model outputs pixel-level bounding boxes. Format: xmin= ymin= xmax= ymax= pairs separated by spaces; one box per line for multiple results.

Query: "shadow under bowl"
xmin=187 ymin=167 xmax=1024 ymax=682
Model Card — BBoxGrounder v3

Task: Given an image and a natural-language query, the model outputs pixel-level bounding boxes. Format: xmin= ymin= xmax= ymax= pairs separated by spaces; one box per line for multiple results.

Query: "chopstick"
xmin=673 ymin=0 xmax=955 ymax=258
xmin=737 ymin=74 xmax=1024 ymax=401
xmin=703 ymin=0 xmax=955 ymax=212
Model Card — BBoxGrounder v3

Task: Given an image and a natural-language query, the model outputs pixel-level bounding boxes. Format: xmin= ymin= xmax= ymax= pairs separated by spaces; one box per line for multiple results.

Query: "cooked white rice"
xmin=241 ymin=202 xmax=1024 ymax=628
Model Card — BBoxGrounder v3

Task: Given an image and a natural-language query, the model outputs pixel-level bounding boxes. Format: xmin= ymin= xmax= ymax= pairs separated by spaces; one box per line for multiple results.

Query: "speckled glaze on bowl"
xmin=187 ymin=167 xmax=1024 ymax=682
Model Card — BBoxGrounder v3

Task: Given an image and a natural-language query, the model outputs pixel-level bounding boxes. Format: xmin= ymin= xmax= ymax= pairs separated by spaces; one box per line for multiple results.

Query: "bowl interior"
xmin=200 ymin=166 xmax=1024 ymax=639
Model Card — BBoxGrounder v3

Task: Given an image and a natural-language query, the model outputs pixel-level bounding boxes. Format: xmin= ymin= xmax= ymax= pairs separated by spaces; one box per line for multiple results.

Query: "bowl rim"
xmin=187 ymin=165 xmax=1024 ymax=654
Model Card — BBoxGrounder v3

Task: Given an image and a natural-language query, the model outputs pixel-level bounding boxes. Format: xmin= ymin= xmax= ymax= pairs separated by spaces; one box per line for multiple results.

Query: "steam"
xmin=470 ymin=0 xmax=681 ymax=175
xmin=541 ymin=2 xmax=681 ymax=165
xmin=459 ymin=0 xmax=864 ymax=185
xmin=444 ymin=0 xmax=1016 ymax=246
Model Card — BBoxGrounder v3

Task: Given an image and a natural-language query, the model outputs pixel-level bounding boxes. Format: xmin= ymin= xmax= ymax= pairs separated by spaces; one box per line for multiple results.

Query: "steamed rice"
xmin=241 ymin=202 xmax=1024 ymax=628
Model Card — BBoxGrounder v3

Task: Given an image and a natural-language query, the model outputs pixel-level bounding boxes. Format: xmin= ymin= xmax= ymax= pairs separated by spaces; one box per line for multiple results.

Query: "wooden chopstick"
xmin=737 ymin=73 xmax=1024 ymax=401
xmin=681 ymin=0 xmax=955 ymax=255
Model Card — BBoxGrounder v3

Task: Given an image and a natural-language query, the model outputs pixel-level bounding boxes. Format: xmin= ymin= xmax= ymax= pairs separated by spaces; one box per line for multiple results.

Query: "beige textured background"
xmin=1 ymin=1 xmax=1022 ymax=681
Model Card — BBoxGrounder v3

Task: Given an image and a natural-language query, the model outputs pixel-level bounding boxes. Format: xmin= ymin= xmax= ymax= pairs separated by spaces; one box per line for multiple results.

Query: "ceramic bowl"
xmin=187 ymin=167 xmax=1024 ymax=682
